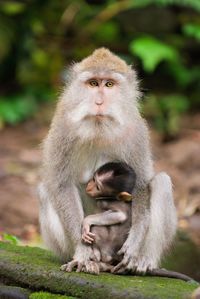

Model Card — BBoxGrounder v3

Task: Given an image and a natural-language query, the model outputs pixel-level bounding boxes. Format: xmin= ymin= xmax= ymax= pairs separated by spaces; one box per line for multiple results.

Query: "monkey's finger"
xmin=85 ymin=233 xmax=95 ymax=241
xmin=111 ymin=261 xmax=126 ymax=273
xmin=135 ymin=269 xmax=146 ymax=276
xmin=65 ymin=260 xmax=78 ymax=272
xmin=92 ymin=262 xmax=100 ymax=275
xmin=84 ymin=261 xmax=98 ymax=274
xmin=115 ymin=266 xmax=130 ymax=275
xmin=84 ymin=234 xmax=94 ymax=243
xmin=82 ymin=234 xmax=93 ymax=243
xmin=117 ymin=248 xmax=125 ymax=255
xmin=82 ymin=237 xmax=91 ymax=244
xmin=60 ymin=264 xmax=67 ymax=271
xmin=87 ymin=262 xmax=99 ymax=275
xmin=87 ymin=232 xmax=95 ymax=238
xmin=76 ymin=262 xmax=83 ymax=272
xmin=82 ymin=266 xmax=86 ymax=272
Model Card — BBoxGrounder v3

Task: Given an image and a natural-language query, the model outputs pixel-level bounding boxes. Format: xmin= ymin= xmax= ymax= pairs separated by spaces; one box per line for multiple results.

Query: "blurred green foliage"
xmin=0 ymin=0 xmax=199 ymax=138
xmin=2 ymin=233 xmax=19 ymax=245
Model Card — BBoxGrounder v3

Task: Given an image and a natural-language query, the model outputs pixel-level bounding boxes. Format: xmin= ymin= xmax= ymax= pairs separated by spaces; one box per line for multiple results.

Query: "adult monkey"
xmin=39 ymin=48 xmax=177 ymax=274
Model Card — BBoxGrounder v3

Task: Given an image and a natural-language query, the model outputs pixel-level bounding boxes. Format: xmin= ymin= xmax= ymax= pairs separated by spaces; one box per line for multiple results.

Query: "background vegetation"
xmin=0 ymin=0 xmax=200 ymax=139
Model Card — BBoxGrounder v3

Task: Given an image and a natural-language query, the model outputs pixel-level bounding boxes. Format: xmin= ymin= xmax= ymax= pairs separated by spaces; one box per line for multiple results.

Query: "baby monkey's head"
xmin=86 ymin=162 xmax=136 ymax=202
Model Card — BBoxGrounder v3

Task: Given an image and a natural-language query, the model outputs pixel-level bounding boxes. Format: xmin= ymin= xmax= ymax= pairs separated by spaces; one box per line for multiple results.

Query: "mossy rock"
xmin=30 ymin=291 xmax=77 ymax=299
xmin=163 ymin=232 xmax=200 ymax=282
xmin=0 ymin=241 xmax=198 ymax=299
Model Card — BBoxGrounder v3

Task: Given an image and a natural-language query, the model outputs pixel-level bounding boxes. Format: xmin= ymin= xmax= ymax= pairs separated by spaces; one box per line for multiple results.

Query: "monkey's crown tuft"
xmin=75 ymin=47 xmax=130 ymax=73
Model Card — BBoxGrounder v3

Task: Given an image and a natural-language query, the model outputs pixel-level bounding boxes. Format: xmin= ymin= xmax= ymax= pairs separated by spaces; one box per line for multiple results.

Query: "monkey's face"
xmin=66 ymin=69 xmax=139 ymax=143
xmin=86 ymin=178 xmax=101 ymax=197
xmin=86 ymin=171 xmax=114 ymax=198
xmin=71 ymin=71 xmax=124 ymax=121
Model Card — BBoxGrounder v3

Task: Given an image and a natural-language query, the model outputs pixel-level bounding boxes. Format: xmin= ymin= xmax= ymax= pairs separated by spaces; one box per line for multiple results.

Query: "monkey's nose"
xmin=86 ymin=182 xmax=93 ymax=193
xmin=95 ymin=98 xmax=104 ymax=105
xmin=86 ymin=186 xmax=91 ymax=192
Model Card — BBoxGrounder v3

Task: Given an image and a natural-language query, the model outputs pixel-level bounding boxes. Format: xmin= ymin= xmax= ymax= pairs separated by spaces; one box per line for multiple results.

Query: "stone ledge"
xmin=0 ymin=242 xmax=198 ymax=299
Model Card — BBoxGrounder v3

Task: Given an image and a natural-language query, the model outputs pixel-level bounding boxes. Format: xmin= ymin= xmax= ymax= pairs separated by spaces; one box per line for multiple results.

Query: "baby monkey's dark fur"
xmin=83 ymin=162 xmax=194 ymax=282
xmin=95 ymin=162 xmax=136 ymax=196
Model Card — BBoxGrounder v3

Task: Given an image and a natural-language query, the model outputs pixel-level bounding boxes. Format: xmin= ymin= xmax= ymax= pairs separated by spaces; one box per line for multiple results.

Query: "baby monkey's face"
xmin=86 ymin=172 xmax=113 ymax=198
xmin=85 ymin=178 xmax=101 ymax=198
xmin=85 ymin=166 xmax=134 ymax=202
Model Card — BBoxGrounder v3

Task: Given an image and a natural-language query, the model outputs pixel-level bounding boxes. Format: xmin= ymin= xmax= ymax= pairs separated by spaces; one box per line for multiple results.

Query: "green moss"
xmin=162 ymin=232 xmax=200 ymax=282
xmin=30 ymin=291 xmax=77 ymax=299
xmin=0 ymin=241 xmax=198 ymax=299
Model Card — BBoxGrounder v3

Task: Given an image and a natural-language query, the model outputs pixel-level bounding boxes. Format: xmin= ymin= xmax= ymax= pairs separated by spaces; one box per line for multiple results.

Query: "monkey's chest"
xmin=78 ymin=154 xmax=111 ymax=184
xmin=97 ymin=200 xmax=112 ymax=210
xmin=97 ymin=200 xmax=130 ymax=212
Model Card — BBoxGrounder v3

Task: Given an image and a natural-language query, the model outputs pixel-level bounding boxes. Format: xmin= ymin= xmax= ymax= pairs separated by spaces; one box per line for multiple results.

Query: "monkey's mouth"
xmin=84 ymin=114 xmax=115 ymax=123
xmin=95 ymin=114 xmax=105 ymax=121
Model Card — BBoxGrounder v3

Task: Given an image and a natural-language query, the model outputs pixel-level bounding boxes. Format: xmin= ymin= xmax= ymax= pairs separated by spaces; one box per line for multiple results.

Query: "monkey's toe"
xmin=134 ymin=257 xmax=157 ymax=275
xmin=60 ymin=260 xmax=79 ymax=272
xmin=83 ymin=261 xmax=100 ymax=275
xmin=60 ymin=264 xmax=68 ymax=271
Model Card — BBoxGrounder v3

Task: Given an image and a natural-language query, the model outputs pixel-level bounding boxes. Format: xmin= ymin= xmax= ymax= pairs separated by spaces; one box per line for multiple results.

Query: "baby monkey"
xmin=82 ymin=162 xmax=136 ymax=272
xmin=82 ymin=162 xmax=195 ymax=281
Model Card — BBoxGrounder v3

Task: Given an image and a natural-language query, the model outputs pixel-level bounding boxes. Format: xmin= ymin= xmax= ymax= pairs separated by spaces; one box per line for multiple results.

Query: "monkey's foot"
xmin=60 ymin=260 xmax=99 ymax=274
xmin=132 ymin=256 xmax=157 ymax=275
xmin=112 ymin=255 xmax=157 ymax=275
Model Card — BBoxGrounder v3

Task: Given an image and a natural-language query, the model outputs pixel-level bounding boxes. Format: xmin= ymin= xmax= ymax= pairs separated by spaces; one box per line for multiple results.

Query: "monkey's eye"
xmin=105 ymin=81 xmax=114 ymax=87
xmin=88 ymin=80 xmax=98 ymax=87
xmin=96 ymin=185 xmax=100 ymax=191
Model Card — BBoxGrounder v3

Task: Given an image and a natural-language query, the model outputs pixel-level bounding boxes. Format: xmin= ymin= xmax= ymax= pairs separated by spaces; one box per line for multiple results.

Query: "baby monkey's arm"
xmin=82 ymin=210 xmax=127 ymax=244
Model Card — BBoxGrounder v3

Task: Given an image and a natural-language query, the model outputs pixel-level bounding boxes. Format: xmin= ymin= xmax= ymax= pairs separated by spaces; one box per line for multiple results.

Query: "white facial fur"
xmin=62 ymin=69 xmax=140 ymax=143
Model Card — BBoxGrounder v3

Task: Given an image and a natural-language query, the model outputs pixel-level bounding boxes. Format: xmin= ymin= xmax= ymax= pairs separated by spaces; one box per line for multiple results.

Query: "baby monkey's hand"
xmin=82 ymin=219 xmax=95 ymax=244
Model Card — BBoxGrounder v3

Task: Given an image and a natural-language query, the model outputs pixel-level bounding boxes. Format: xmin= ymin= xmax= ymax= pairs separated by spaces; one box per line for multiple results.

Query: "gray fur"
xmin=38 ymin=48 xmax=177 ymax=273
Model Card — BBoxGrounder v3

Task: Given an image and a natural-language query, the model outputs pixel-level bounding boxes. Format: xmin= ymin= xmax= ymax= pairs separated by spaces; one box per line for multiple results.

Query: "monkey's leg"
xmin=38 ymin=183 xmax=70 ymax=260
xmin=39 ymin=183 xmax=94 ymax=272
xmin=134 ymin=172 xmax=177 ymax=274
xmin=113 ymin=172 xmax=177 ymax=274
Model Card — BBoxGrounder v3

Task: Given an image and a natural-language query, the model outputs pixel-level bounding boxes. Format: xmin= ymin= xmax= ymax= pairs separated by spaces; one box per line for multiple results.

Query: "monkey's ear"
xmin=117 ymin=192 xmax=133 ymax=202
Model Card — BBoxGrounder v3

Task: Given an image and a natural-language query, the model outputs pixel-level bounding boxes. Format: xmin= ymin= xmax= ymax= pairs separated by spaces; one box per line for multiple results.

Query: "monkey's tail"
xmin=147 ymin=268 xmax=196 ymax=282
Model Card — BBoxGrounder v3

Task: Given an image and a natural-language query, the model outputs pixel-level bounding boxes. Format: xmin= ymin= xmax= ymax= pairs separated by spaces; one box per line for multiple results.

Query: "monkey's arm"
xmin=112 ymin=173 xmax=177 ymax=275
xmin=82 ymin=210 xmax=127 ymax=244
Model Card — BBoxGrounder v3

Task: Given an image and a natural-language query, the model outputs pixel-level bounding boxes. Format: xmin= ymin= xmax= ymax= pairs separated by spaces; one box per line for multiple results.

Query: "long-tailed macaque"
xmin=38 ymin=48 xmax=177 ymax=275
xmin=81 ymin=162 xmax=136 ymax=273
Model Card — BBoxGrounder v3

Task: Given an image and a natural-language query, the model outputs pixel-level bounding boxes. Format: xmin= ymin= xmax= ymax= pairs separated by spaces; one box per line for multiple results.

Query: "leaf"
xmin=183 ymin=23 xmax=200 ymax=41
xmin=0 ymin=99 xmax=20 ymax=124
xmin=3 ymin=233 xmax=19 ymax=245
xmin=0 ymin=95 xmax=37 ymax=125
xmin=95 ymin=22 xmax=120 ymax=43
xmin=159 ymin=94 xmax=189 ymax=112
xmin=129 ymin=36 xmax=179 ymax=72
xmin=0 ymin=1 xmax=26 ymax=15
xmin=130 ymin=0 xmax=200 ymax=12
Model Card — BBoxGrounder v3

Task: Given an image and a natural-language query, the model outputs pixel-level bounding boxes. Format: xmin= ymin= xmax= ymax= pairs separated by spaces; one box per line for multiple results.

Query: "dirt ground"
xmin=0 ymin=109 xmax=200 ymax=246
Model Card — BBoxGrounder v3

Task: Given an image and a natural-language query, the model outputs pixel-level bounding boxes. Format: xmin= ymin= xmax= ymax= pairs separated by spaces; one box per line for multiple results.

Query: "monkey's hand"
xmin=111 ymin=238 xmax=138 ymax=274
xmin=111 ymin=240 xmax=156 ymax=275
xmin=60 ymin=242 xmax=99 ymax=274
xmin=82 ymin=219 xmax=95 ymax=244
